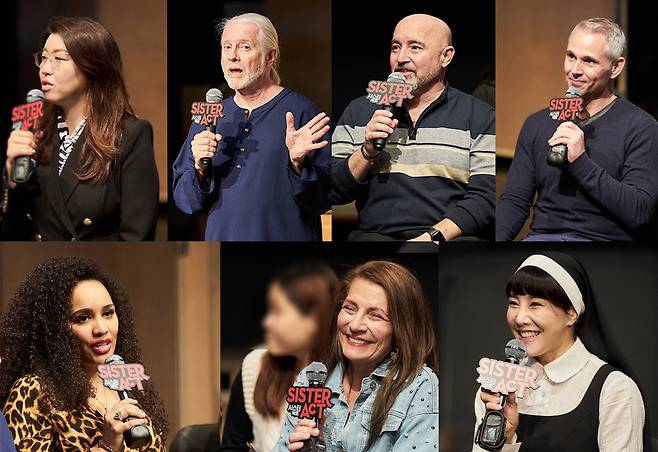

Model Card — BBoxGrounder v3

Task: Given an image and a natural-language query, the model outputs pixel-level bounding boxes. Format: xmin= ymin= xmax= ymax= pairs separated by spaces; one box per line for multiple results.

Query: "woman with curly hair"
xmin=0 ymin=256 xmax=167 ymax=451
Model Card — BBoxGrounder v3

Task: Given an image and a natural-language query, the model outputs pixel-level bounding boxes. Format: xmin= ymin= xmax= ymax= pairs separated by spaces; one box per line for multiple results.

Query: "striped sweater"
xmin=331 ymin=83 xmax=495 ymax=239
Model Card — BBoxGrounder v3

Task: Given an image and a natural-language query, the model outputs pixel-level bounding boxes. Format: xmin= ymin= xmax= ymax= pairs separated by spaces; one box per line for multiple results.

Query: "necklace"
xmin=91 ymin=378 xmax=110 ymax=415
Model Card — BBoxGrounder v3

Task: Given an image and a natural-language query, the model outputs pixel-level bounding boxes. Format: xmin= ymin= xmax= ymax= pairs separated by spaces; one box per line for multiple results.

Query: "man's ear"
xmin=267 ymin=49 xmax=277 ymax=66
xmin=610 ymin=56 xmax=625 ymax=80
xmin=441 ymin=46 xmax=456 ymax=68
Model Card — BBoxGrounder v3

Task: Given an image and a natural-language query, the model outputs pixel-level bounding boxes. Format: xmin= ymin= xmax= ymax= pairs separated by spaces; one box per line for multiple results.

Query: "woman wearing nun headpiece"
xmin=472 ymin=251 xmax=649 ymax=452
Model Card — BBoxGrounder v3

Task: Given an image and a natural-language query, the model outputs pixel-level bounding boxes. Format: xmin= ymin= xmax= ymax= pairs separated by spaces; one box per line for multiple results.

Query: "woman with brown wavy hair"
xmin=0 ymin=256 xmax=167 ymax=451
xmin=276 ymin=260 xmax=439 ymax=452
xmin=3 ymin=16 xmax=159 ymax=241
xmin=220 ymin=262 xmax=338 ymax=452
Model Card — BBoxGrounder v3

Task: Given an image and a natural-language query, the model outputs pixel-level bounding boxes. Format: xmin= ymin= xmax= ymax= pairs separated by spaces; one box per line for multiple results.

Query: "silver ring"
xmin=113 ymin=411 xmax=121 ymax=421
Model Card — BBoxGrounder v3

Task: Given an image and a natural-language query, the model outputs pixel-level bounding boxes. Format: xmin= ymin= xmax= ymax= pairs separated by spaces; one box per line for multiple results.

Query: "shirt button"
xmin=83 ymin=217 xmax=93 ymax=226
xmin=236 ymin=164 xmax=241 ymax=169
xmin=369 ymin=382 xmax=377 ymax=390
xmin=34 ymin=233 xmax=42 ymax=241
xmin=244 ymin=127 xmax=250 ymax=133
xmin=240 ymin=147 xmax=245 ymax=152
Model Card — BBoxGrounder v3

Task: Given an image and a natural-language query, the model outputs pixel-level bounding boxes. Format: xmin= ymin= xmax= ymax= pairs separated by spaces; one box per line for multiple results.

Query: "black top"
xmin=3 ymin=116 xmax=159 ymax=241
xmin=516 ymin=364 xmax=613 ymax=451
xmin=497 ymin=97 xmax=658 ymax=241
xmin=220 ymin=370 xmax=253 ymax=452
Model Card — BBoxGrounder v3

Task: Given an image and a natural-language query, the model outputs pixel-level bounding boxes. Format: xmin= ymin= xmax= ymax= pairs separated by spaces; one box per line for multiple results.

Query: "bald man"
xmin=332 ymin=14 xmax=495 ymax=242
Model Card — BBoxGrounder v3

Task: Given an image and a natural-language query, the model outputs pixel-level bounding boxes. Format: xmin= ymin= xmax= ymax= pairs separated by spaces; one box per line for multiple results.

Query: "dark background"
xmin=331 ymin=0 xmax=495 ymax=125
xmin=330 ymin=0 xmax=495 ymax=241
xmin=438 ymin=242 xmax=658 ymax=452
xmin=627 ymin=3 xmax=658 ymax=118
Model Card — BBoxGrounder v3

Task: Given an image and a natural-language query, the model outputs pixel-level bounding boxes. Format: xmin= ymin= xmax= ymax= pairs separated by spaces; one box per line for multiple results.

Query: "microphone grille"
xmin=105 ymin=354 xmax=125 ymax=365
xmin=206 ymin=88 xmax=223 ymax=104
xmin=27 ymin=89 xmax=45 ymax=102
xmin=387 ymin=72 xmax=406 ymax=84
xmin=305 ymin=361 xmax=328 ymax=385
xmin=504 ymin=339 xmax=527 ymax=363
xmin=565 ymin=86 xmax=582 ymax=98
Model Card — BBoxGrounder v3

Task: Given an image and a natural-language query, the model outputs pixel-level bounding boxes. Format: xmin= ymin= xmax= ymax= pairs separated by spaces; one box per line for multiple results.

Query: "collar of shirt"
xmin=325 ymin=356 xmax=393 ymax=397
xmin=526 ymin=338 xmax=591 ymax=384
xmin=396 ymin=80 xmax=450 ymax=127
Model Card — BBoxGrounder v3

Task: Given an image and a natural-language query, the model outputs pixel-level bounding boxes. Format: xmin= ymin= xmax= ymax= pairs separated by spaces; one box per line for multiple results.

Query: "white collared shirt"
xmin=472 ymin=338 xmax=644 ymax=452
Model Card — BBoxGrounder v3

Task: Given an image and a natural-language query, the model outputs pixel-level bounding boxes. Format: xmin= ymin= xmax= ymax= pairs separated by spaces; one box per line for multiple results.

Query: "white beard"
xmin=224 ymin=60 xmax=266 ymax=91
xmin=403 ymin=65 xmax=442 ymax=94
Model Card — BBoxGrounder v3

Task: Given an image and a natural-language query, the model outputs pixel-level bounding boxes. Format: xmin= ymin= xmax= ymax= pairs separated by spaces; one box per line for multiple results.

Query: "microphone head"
xmin=206 ymin=88 xmax=223 ymax=104
xmin=565 ymin=86 xmax=582 ymax=98
xmin=387 ymin=72 xmax=406 ymax=84
xmin=504 ymin=339 xmax=527 ymax=363
xmin=27 ymin=89 xmax=45 ymax=102
xmin=105 ymin=354 xmax=125 ymax=365
xmin=305 ymin=361 xmax=328 ymax=385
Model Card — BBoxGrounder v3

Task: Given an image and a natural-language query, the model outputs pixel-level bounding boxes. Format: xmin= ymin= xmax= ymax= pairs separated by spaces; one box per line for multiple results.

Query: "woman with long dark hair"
xmin=0 ymin=257 xmax=167 ymax=451
xmin=3 ymin=16 xmax=159 ymax=241
xmin=277 ymin=260 xmax=439 ymax=452
xmin=472 ymin=252 xmax=648 ymax=451
xmin=220 ymin=262 xmax=338 ymax=451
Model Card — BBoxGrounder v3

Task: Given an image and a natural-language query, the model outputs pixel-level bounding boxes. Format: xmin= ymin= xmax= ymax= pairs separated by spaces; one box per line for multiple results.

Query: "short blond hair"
xmin=217 ymin=13 xmax=281 ymax=84
xmin=571 ymin=17 xmax=626 ymax=60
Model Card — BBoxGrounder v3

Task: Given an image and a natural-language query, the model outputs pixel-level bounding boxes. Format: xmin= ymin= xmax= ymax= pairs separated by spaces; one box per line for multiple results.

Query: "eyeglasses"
xmin=33 ymin=52 xmax=70 ymax=69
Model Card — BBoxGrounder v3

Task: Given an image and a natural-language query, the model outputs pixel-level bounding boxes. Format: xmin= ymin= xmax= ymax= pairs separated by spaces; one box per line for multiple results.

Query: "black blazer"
xmin=4 ymin=117 xmax=159 ymax=241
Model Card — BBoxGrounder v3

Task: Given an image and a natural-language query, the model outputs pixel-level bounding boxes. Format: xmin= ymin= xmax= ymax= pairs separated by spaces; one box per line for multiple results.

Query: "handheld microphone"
xmin=475 ymin=339 xmax=538 ymax=451
xmin=286 ymin=362 xmax=333 ymax=452
xmin=366 ymin=72 xmax=412 ymax=152
xmin=10 ymin=89 xmax=45 ymax=183
xmin=98 ymin=354 xmax=152 ymax=449
xmin=547 ymin=87 xmax=583 ymax=167
xmin=190 ymin=88 xmax=224 ymax=167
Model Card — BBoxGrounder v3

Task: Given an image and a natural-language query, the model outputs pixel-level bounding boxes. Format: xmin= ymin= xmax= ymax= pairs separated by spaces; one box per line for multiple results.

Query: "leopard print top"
xmin=2 ymin=375 xmax=164 ymax=451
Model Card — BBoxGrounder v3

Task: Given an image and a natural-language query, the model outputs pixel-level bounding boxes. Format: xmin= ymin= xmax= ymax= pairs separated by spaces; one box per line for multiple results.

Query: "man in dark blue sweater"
xmin=172 ymin=14 xmax=331 ymax=241
xmin=332 ymin=14 xmax=495 ymax=242
xmin=497 ymin=18 xmax=658 ymax=241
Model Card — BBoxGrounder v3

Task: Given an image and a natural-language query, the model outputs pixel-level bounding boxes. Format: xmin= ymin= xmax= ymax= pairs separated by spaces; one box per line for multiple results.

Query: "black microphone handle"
xmin=116 ymin=389 xmax=152 ymax=448
xmin=199 ymin=123 xmax=215 ymax=167
xmin=372 ymin=103 xmax=396 ymax=152
xmin=299 ymin=381 xmax=327 ymax=452
xmin=547 ymin=143 xmax=568 ymax=167
xmin=10 ymin=156 xmax=32 ymax=183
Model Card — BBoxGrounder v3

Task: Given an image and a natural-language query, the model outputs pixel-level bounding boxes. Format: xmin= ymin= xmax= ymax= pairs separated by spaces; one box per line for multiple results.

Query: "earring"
xmin=390 ymin=348 xmax=399 ymax=362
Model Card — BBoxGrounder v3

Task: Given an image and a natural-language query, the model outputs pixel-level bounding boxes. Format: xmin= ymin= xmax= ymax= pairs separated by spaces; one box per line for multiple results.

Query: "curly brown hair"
xmin=0 ymin=256 xmax=168 ymax=439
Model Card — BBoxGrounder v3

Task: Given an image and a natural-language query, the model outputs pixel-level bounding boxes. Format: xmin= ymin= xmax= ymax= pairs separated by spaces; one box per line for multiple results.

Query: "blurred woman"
xmin=3 ymin=16 xmax=158 ymax=241
xmin=276 ymin=260 xmax=439 ymax=452
xmin=0 ymin=257 xmax=167 ymax=451
xmin=472 ymin=252 xmax=648 ymax=451
xmin=220 ymin=262 xmax=338 ymax=451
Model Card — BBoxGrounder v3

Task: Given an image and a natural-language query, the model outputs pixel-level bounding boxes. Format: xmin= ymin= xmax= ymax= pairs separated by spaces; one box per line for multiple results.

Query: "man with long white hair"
xmin=173 ymin=13 xmax=331 ymax=241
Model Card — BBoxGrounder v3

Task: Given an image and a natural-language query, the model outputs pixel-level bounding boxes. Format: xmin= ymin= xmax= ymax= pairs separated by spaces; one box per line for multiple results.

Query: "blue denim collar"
xmin=325 ymin=356 xmax=394 ymax=395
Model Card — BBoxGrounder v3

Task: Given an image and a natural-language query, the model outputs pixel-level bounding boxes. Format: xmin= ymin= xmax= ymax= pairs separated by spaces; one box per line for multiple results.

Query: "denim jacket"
xmin=273 ymin=356 xmax=439 ymax=451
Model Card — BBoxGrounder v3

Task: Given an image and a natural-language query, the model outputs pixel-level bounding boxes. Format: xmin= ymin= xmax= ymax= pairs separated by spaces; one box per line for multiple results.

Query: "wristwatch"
xmin=428 ymin=227 xmax=446 ymax=243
